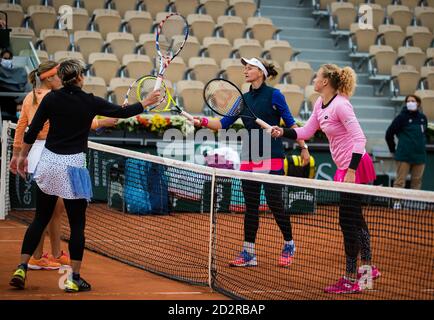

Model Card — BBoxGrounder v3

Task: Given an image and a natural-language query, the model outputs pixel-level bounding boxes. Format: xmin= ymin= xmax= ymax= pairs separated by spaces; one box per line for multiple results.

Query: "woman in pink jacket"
xmin=271 ymin=64 xmax=380 ymax=294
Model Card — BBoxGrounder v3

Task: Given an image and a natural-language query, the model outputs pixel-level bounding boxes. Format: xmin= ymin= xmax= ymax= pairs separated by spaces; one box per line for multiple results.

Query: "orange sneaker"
xmin=28 ymin=256 xmax=61 ymax=270
xmin=47 ymin=251 xmax=70 ymax=266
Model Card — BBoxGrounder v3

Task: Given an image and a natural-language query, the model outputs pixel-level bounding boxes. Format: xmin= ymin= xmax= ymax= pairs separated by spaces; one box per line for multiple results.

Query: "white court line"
xmin=0 ymin=226 xmax=27 ymax=228
xmin=1 ymin=291 xmax=206 ymax=298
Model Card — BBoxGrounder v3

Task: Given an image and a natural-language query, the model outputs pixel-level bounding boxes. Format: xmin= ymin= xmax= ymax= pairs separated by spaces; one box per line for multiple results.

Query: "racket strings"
xmin=204 ymin=80 xmax=244 ymax=117
xmin=136 ymin=77 xmax=168 ymax=111
xmin=159 ymin=15 xmax=188 ymax=57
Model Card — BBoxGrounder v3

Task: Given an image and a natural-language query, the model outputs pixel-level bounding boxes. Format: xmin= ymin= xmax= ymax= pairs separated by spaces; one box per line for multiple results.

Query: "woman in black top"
xmin=9 ymin=59 xmax=160 ymax=292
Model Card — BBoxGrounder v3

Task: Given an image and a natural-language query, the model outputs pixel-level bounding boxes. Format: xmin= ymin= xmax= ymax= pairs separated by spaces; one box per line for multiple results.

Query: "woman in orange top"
xmin=9 ymin=61 xmax=117 ymax=270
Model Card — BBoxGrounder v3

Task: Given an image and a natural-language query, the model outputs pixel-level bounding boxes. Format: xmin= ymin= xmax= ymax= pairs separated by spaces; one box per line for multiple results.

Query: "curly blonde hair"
xmin=321 ymin=64 xmax=357 ymax=98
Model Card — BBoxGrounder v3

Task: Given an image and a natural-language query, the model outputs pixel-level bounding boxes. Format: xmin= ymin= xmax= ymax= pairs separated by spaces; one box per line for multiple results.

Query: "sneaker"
xmin=47 ymin=251 xmax=70 ymax=266
xmin=9 ymin=267 xmax=26 ymax=289
xmin=64 ymin=277 xmax=92 ymax=293
xmin=279 ymin=243 xmax=295 ymax=267
xmin=357 ymin=265 xmax=381 ymax=280
xmin=229 ymin=250 xmax=257 ymax=267
xmin=28 ymin=256 xmax=61 ymax=270
xmin=324 ymin=277 xmax=361 ymax=294
xmin=393 ymin=201 xmax=401 ymax=210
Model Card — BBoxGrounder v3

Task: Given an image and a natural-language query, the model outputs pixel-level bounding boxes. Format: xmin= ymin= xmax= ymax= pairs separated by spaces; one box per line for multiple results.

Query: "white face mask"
xmin=1 ymin=59 xmax=13 ymax=69
xmin=406 ymin=101 xmax=418 ymax=111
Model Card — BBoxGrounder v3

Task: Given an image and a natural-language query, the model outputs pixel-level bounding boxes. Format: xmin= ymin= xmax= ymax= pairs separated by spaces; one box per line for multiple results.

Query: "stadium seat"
xmin=105 ymin=32 xmax=136 ymax=61
xmin=427 ymin=48 xmax=434 ymax=65
xmin=420 ymin=66 xmax=434 ymax=90
xmin=50 ymin=0 xmax=76 ymax=12
xmin=109 ymin=0 xmax=138 ymax=17
xmin=228 ymin=0 xmax=257 ymax=24
xmin=414 ymin=89 xmax=434 ymax=121
xmin=88 ymin=52 xmax=121 ymax=84
xmin=162 ymin=56 xmax=186 ymax=83
xmin=386 ymin=5 xmax=413 ymax=31
xmin=124 ymin=10 xmax=153 ymax=41
xmin=330 ymin=2 xmax=357 ymax=33
xmin=414 ymin=6 xmax=434 ymax=33
xmin=315 ymin=0 xmax=335 ymax=10
xmin=121 ymin=54 xmax=153 ymax=79
xmin=0 ymin=3 xmax=24 ymax=28
xmin=109 ymin=77 xmax=137 ymax=105
xmin=349 ymin=23 xmax=377 ymax=55
xmin=406 ymin=26 xmax=433 ymax=52
xmin=187 ymin=57 xmax=219 ymax=84
xmin=27 ymin=5 xmax=57 ymax=36
xmin=369 ymin=45 xmax=397 ymax=77
xmin=373 ymin=0 xmax=394 ymax=7
xmin=346 ymin=0 xmax=367 ymax=5
xmin=365 ymin=4 xmax=386 ymax=30
xmin=215 ymin=15 xmax=245 ymax=45
xmin=246 ymin=17 xmax=277 ymax=45
xmin=9 ymin=27 xmax=36 ymax=55
xmin=198 ymin=0 xmax=228 ymax=22
xmin=378 ymin=24 xmax=406 ymax=51
xmin=262 ymin=40 xmax=294 ymax=71
xmin=220 ymin=58 xmax=245 ymax=88
xmin=427 ymin=0 xmax=434 ymax=7
xmin=173 ymin=35 xmax=200 ymax=65
xmin=282 ymin=61 xmax=314 ymax=89
xmin=54 ymin=50 xmax=85 ymax=63
xmin=170 ymin=0 xmax=200 ymax=18
xmin=232 ymin=38 xmax=262 ymax=60
xmin=32 ymin=49 xmax=49 ymax=63
xmin=274 ymin=84 xmax=305 ymax=118
xmin=201 ymin=36 xmax=232 ymax=65
xmin=65 ymin=7 xmax=90 ymax=32
xmin=397 ymin=46 xmax=426 ymax=71
xmin=93 ymin=9 xmax=121 ymax=38
xmin=176 ymin=80 xmax=205 ymax=114
xmin=304 ymin=85 xmax=320 ymax=111
xmin=18 ymin=0 xmax=42 ymax=12
xmin=391 ymin=64 xmax=420 ymax=97
xmin=74 ymin=30 xmax=103 ymax=62
xmin=39 ymin=29 xmax=70 ymax=56
xmin=138 ymin=33 xmax=157 ymax=61
xmin=399 ymin=0 xmax=422 ymax=10
xmin=141 ymin=0 xmax=168 ymax=19
xmin=83 ymin=76 xmax=107 ymax=98
xmin=82 ymin=0 xmax=107 ymax=15
xmin=187 ymin=14 xmax=215 ymax=44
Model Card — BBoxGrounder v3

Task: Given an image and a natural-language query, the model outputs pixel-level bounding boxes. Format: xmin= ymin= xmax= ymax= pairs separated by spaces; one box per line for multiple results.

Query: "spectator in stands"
xmin=195 ymin=57 xmax=310 ymax=268
xmin=385 ymin=94 xmax=427 ymax=193
xmin=1 ymin=48 xmax=13 ymax=68
xmin=270 ymin=64 xmax=380 ymax=294
xmin=9 ymin=59 xmax=160 ymax=292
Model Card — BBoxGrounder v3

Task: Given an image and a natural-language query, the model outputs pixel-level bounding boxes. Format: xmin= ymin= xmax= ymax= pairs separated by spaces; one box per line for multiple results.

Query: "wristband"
xmin=201 ymin=117 xmax=209 ymax=127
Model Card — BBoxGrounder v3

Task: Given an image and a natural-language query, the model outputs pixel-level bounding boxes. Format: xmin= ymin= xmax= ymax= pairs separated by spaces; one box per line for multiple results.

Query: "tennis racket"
xmin=137 ymin=75 xmax=195 ymax=122
xmin=203 ymin=78 xmax=272 ymax=130
xmin=153 ymin=12 xmax=189 ymax=90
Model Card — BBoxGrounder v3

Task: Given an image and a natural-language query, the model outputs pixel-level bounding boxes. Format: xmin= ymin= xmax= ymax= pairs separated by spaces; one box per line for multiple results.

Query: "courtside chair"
xmin=397 ymin=46 xmax=427 ymax=71
xmin=414 ymin=6 xmax=434 ymax=33
xmin=377 ymin=24 xmax=406 ymax=51
xmin=281 ymin=61 xmax=314 ymax=89
xmin=262 ymin=39 xmax=295 ymax=73
xmin=162 ymin=56 xmax=187 ymax=83
xmin=137 ymin=33 xmax=157 ymax=61
xmin=176 ymin=80 xmax=205 ymax=114
xmin=227 ymin=0 xmax=257 ymax=24
xmin=245 ymin=16 xmax=279 ymax=46
xmin=186 ymin=56 xmax=219 ymax=84
xmin=109 ymin=77 xmax=138 ymax=105
xmin=38 ymin=28 xmax=70 ymax=56
xmin=92 ymin=9 xmax=121 ymax=38
xmin=386 ymin=5 xmax=413 ymax=31
xmin=420 ymin=66 xmax=434 ymax=90
xmin=219 ymin=58 xmax=245 ymax=88
xmin=232 ymin=38 xmax=262 ymax=59
xmin=390 ymin=64 xmax=421 ymax=99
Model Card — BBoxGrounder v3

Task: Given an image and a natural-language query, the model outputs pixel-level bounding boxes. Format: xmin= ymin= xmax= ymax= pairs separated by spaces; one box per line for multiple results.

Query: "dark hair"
xmin=58 ymin=59 xmax=86 ymax=86
xmin=1 ymin=48 xmax=13 ymax=59
xmin=405 ymin=94 xmax=421 ymax=106
xmin=259 ymin=59 xmax=279 ymax=80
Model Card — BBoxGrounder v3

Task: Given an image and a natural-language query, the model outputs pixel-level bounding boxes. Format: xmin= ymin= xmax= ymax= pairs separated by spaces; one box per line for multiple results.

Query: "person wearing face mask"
xmin=385 ymin=95 xmax=427 ymax=192
xmin=0 ymin=48 xmax=13 ymax=68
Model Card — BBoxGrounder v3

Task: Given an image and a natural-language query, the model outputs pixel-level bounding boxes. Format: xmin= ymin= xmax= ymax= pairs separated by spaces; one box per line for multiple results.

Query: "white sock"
xmin=284 ymin=240 xmax=294 ymax=248
xmin=243 ymin=241 xmax=255 ymax=255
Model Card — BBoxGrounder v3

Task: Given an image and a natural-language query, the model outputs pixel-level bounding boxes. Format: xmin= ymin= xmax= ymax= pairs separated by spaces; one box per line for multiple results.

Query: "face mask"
xmin=1 ymin=59 xmax=13 ymax=69
xmin=16 ymin=111 xmax=21 ymax=119
xmin=406 ymin=101 xmax=418 ymax=111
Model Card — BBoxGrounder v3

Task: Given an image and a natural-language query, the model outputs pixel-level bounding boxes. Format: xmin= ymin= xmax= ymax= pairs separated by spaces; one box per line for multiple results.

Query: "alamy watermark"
xmin=58 ymin=5 xmax=74 ymax=30
xmin=358 ymin=5 xmax=374 ymax=30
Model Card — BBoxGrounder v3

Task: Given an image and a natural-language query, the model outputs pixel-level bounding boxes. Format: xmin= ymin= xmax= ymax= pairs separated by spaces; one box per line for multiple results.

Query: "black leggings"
xmin=339 ymin=192 xmax=372 ymax=274
xmin=241 ymin=170 xmax=292 ymax=243
xmin=21 ymin=185 xmax=87 ymax=261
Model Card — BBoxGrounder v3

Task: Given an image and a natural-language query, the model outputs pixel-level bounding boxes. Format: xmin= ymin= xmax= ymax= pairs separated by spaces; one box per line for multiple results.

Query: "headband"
xmin=39 ymin=65 xmax=59 ymax=80
xmin=241 ymin=57 xmax=268 ymax=78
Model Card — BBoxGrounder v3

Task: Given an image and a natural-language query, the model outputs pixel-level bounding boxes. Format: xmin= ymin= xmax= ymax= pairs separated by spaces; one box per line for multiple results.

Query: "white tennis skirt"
xmin=27 ymin=140 xmax=45 ymax=174
xmin=33 ymin=147 xmax=87 ymax=199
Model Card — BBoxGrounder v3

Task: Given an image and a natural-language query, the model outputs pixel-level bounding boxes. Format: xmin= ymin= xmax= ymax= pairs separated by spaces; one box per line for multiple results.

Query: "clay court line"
xmin=1 ymin=291 xmax=206 ymax=298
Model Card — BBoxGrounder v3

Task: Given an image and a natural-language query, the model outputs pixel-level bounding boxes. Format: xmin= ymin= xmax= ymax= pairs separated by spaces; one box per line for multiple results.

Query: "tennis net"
xmin=1 ymin=121 xmax=433 ymax=300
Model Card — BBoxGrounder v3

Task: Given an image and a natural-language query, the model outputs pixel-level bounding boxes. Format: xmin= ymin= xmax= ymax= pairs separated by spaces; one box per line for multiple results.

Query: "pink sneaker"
xmin=229 ymin=250 xmax=257 ymax=267
xmin=324 ymin=277 xmax=361 ymax=294
xmin=357 ymin=265 xmax=381 ymax=280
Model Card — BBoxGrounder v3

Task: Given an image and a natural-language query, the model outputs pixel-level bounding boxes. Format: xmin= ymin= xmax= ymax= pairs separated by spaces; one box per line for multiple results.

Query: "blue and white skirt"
xmin=33 ymin=148 xmax=92 ymax=200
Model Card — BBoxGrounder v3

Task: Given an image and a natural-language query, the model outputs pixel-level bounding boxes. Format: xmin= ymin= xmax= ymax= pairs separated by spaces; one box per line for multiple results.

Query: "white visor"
xmin=241 ymin=57 xmax=268 ymax=78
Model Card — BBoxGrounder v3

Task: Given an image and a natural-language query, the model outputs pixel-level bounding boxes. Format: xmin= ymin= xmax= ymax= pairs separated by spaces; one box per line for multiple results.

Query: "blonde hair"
xmin=57 ymin=59 xmax=86 ymax=86
xmin=320 ymin=64 xmax=357 ymax=98
xmin=28 ymin=60 xmax=58 ymax=105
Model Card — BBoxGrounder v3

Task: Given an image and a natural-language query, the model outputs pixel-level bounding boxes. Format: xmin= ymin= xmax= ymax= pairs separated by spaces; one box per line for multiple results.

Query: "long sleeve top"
xmin=24 ymin=85 xmax=143 ymax=154
xmin=292 ymin=94 xmax=366 ymax=170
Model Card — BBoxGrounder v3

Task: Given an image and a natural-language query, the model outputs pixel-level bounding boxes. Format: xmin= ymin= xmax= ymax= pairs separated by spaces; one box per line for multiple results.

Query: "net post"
xmin=0 ymin=121 xmax=10 ymax=220
xmin=208 ymin=169 xmax=216 ymax=289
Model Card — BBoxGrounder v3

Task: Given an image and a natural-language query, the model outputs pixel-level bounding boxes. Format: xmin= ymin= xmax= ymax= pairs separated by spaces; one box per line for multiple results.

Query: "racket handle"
xmin=180 ymin=111 xmax=195 ymax=123
xmin=153 ymin=76 xmax=163 ymax=90
xmin=255 ymin=118 xmax=272 ymax=131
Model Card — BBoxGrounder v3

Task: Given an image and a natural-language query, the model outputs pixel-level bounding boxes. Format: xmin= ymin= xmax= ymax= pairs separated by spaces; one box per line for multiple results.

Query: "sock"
xmin=72 ymin=272 xmax=80 ymax=281
xmin=243 ymin=241 xmax=255 ymax=255
xmin=18 ymin=263 xmax=28 ymax=271
xmin=284 ymin=240 xmax=294 ymax=247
